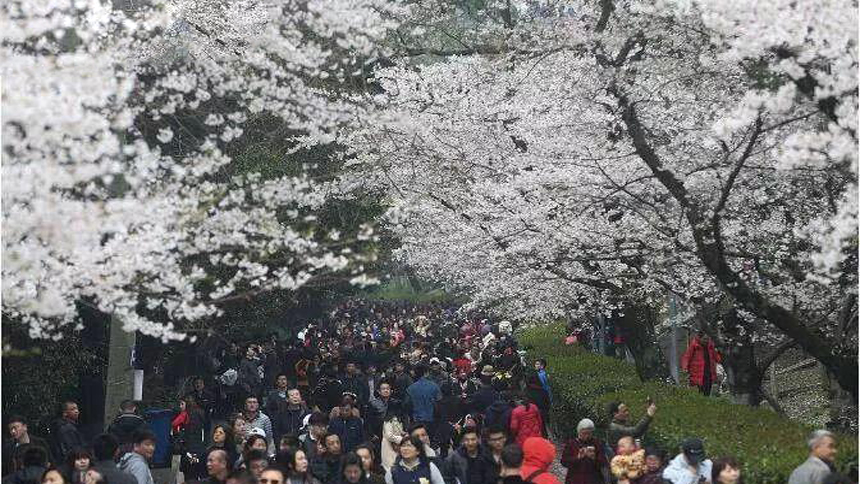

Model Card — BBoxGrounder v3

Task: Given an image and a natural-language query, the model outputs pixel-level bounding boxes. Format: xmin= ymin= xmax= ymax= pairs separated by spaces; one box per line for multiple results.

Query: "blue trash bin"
xmin=144 ymin=409 xmax=174 ymax=468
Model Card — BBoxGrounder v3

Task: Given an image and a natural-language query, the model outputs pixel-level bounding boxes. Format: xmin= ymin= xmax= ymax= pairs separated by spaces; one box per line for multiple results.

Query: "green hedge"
xmin=519 ymin=324 xmax=858 ymax=484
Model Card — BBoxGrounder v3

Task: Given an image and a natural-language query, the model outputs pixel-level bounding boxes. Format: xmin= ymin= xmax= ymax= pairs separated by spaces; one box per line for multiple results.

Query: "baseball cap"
xmin=681 ymin=438 xmax=706 ymax=464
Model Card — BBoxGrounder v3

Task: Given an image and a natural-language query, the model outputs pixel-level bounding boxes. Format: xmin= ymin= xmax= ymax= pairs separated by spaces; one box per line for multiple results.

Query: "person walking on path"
xmin=384 ymin=436 xmax=445 ymax=484
xmin=499 ymin=445 xmax=526 ymax=484
xmin=243 ymin=396 xmax=274 ymax=452
xmin=680 ymin=332 xmax=721 ymax=397
xmin=531 ymin=361 xmax=552 ymax=437
xmin=561 ymin=419 xmax=608 ymax=484
xmin=710 ymin=457 xmax=742 ymax=484
xmin=405 ymin=365 xmax=441 ymax=428
xmin=519 ymin=437 xmax=561 ymax=484
xmin=5 ymin=415 xmax=52 ymax=475
xmin=118 ymin=430 xmax=157 ymax=484
xmin=52 ymin=402 xmax=86 ymax=463
xmin=90 ymin=434 xmax=137 ymax=484
xmin=662 ymin=438 xmax=712 ymax=484
xmin=509 ymin=396 xmax=543 ymax=446
xmin=788 ymin=430 xmax=838 ymax=484
xmin=108 ymin=401 xmax=149 ymax=447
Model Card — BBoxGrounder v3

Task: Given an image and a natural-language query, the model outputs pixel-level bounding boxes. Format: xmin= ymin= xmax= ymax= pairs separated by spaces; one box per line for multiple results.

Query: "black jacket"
xmin=311 ymin=454 xmax=341 ymax=484
xmin=468 ymin=386 xmax=498 ymax=415
xmin=3 ymin=436 xmax=51 ymax=474
xmin=445 ymin=446 xmax=495 ymax=484
xmin=341 ymin=375 xmax=370 ymax=406
xmin=271 ymin=404 xmax=310 ymax=443
xmin=2 ymin=466 xmax=45 ymax=484
xmin=51 ymin=419 xmax=85 ymax=461
xmin=109 ymin=414 xmax=150 ymax=445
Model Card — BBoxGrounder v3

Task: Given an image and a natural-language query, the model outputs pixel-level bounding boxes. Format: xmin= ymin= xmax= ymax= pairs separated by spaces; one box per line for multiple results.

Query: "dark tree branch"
xmin=612 ymin=85 xmax=859 ymax=400
xmin=596 ymin=0 xmax=614 ymax=33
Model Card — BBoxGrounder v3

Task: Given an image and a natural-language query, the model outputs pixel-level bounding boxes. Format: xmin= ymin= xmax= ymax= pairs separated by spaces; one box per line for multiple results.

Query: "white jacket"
xmin=662 ymin=453 xmax=713 ymax=484
xmin=381 ymin=418 xmax=405 ymax=471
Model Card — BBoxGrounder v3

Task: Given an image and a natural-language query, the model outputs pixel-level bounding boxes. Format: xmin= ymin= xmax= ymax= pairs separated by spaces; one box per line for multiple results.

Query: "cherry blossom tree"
xmin=346 ymin=0 xmax=858 ymax=398
xmin=2 ymin=0 xmax=401 ymax=341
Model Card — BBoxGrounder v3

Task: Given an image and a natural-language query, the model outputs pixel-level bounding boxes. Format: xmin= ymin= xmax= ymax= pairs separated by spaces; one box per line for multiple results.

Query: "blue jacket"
xmin=537 ymin=370 xmax=552 ymax=403
xmin=406 ymin=378 xmax=441 ymax=423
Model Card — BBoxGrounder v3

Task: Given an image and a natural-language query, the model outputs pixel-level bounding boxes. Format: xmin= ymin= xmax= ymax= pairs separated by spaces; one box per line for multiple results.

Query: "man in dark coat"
xmin=340 ymin=361 xmax=370 ymax=407
xmin=4 ymin=415 xmax=52 ymax=474
xmin=187 ymin=377 xmax=216 ymax=422
xmin=444 ymin=427 xmax=495 ymax=484
xmin=269 ymin=386 xmax=310 ymax=445
xmin=108 ymin=400 xmax=150 ymax=446
xmin=2 ymin=446 xmax=48 ymax=484
xmin=51 ymin=401 xmax=86 ymax=461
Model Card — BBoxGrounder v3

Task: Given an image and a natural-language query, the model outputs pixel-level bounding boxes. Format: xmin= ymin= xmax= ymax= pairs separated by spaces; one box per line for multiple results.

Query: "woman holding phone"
xmin=561 ymin=419 xmax=609 ymax=484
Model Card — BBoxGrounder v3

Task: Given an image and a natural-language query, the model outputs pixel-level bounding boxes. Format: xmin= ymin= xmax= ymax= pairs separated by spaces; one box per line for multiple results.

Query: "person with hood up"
xmin=681 ymin=332 xmax=721 ymax=397
xmin=118 ymin=430 xmax=157 ymax=484
xmin=519 ymin=437 xmax=561 ymax=484
xmin=662 ymin=438 xmax=713 ymax=484
xmin=509 ymin=394 xmax=543 ymax=446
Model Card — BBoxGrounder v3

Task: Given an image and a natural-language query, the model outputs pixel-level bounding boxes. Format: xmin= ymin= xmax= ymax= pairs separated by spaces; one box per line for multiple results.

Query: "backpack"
xmin=524 ymin=469 xmax=546 ymax=484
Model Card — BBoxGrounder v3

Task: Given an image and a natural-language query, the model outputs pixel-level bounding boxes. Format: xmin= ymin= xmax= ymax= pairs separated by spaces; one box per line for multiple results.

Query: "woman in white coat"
xmin=381 ymin=405 xmax=405 ymax=471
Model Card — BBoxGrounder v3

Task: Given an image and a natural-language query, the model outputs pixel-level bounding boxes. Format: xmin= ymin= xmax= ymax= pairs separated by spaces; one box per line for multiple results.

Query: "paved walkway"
xmin=549 ymin=432 xmax=567 ymax=481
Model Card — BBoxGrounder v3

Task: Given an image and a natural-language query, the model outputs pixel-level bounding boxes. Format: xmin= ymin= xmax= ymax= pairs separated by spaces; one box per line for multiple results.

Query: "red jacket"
xmin=510 ymin=403 xmax=544 ymax=445
xmin=520 ymin=437 xmax=561 ymax=484
xmin=560 ymin=437 xmax=607 ymax=484
xmin=453 ymin=358 xmax=472 ymax=375
xmin=171 ymin=410 xmax=188 ymax=433
xmin=681 ymin=337 xmax=721 ymax=386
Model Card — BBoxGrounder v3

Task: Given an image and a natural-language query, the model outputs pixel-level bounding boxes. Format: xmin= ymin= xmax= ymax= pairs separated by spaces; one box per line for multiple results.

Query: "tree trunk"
xmin=103 ymin=315 xmax=136 ymax=430
xmin=722 ymin=341 xmax=763 ymax=406
xmin=615 ymin=303 xmax=670 ymax=381
xmin=822 ymin=365 xmax=858 ymax=432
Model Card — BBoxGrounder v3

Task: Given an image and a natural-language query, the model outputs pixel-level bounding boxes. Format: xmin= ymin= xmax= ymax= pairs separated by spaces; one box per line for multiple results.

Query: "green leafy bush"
xmin=519 ymin=324 xmax=858 ymax=484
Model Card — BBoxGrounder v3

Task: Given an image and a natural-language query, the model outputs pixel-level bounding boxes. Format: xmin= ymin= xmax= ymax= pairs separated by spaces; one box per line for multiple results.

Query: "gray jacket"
xmin=788 ymin=457 xmax=832 ymax=484
xmin=606 ymin=415 xmax=652 ymax=448
xmin=118 ymin=452 xmax=153 ymax=484
xmin=93 ymin=459 xmax=137 ymax=484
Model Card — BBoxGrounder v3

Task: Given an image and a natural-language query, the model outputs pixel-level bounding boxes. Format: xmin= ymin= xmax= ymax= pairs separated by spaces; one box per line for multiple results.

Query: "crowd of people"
xmin=2 ymin=300 xmax=853 ymax=484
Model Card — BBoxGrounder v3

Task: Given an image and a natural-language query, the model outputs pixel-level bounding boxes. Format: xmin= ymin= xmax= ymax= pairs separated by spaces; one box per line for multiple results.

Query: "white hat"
xmin=247 ymin=427 xmax=266 ymax=437
xmin=577 ymin=418 xmax=595 ymax=432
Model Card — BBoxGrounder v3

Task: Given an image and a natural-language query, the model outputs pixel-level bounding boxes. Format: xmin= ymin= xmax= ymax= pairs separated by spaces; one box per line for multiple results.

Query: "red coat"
xmin=561 ymin=437 xmax=608 ymax=484
xmin=510 ymin=404 xmax=544 ymax=446
xmin=520 ymin=437 xmax=561 ymax=484
xmin=681 ymin=337 xmax=721 ymax=386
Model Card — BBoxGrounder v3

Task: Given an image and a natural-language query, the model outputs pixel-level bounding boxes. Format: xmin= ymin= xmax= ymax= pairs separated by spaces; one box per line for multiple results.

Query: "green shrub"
xmin=519 ymin=324 xmax=858 ymax=484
